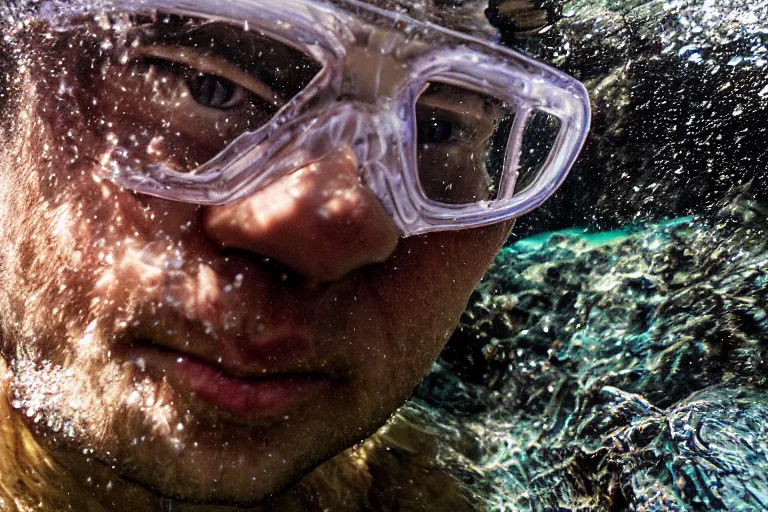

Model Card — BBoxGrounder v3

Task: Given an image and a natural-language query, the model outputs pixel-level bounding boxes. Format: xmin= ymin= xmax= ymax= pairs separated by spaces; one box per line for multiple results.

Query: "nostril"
xmin=201 ymin=147 xmax=400 ymax=284
xmin=216 ymin=248 xmax=313 ymax=288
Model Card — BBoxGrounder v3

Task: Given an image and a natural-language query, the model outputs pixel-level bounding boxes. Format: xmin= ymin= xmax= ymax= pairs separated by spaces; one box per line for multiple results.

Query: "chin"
xmin=11 ymin=353 xmax=377 ymax=507
xmin=112 ymin=419 xmax=369 ymax=506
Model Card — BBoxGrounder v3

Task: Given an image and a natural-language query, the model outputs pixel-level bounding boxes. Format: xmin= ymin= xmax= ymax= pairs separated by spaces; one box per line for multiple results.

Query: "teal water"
xmin=507 ymin=216 xmax=695 ymax=252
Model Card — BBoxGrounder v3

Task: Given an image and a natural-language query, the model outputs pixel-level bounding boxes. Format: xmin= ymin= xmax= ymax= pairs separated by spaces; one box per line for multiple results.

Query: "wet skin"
xmin=0 ymin=30 xmax=511 ymax=511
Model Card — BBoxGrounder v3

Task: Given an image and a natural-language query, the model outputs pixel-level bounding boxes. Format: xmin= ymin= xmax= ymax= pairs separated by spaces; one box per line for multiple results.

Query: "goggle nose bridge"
xmin=337 ymin=30 xmax=422 ymax=104
xmin=313 ymin=102 xmax=400 ymax=176
xmin=290 ymin=102 xmax=412 ymax=229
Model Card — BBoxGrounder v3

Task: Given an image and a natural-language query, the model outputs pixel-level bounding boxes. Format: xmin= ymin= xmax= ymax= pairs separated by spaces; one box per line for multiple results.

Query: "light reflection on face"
xmin=0 ymin=13 xmax=510 ymax=507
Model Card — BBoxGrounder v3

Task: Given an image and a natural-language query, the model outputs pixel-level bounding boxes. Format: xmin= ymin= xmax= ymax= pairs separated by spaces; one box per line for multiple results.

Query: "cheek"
xmin=364 ymin=224 xmax=508 ymax=385
xmin=0 ymin=170 xmax=99 ymax=357
xmin=0 ymin=118 xmax=181 ymax=361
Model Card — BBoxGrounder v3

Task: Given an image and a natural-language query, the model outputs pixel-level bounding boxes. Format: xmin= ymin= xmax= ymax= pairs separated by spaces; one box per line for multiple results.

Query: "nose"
xmin=202 ymin=148 xmax=400 ymax=284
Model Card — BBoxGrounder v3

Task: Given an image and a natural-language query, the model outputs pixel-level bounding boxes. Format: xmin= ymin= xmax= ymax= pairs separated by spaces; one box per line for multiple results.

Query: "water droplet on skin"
xmin=223 ymin=312 xmax=239 ymax=331
xmin=164 ymin=295 xmax=181 ymax=307
xmin=169 ymin=437 xmax=184 ymax=454
xmin=165 ymin=249 xmax=184 ymax=271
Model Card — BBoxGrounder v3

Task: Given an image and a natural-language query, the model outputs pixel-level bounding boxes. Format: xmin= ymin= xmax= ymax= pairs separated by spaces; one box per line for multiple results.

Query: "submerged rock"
xmin=411 ymin=185 xmax=768 ymax=511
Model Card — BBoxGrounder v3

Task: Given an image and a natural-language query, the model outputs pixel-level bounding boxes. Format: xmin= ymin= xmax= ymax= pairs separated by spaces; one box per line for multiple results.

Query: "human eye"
xmin=415 ymin=84 xmax=494 ymax=147
xmin=129 ymin=41 xmax=283 ymax=109
xmin=113 ymin=43 xmax=280 ymax=143
xmin=416 ymin=115 xmax=458 ymax=145
xmin=84 ymin=50 xmax=269 ymax=171
xmin=185 ymin=72 xmax=248 ymax=110
xmin=133 ymin=55 xmax=253 ymax=112
xmin=415 ymin=83 xmax=511 ymax=204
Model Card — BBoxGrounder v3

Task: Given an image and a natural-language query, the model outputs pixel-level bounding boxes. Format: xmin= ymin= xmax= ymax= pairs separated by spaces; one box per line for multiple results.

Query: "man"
xmin=0 ymin=0 xmax=588 ymax=509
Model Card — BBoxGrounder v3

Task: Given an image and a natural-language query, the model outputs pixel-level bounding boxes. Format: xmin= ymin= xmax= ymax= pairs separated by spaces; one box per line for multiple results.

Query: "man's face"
xmin=0 ymin=8 xmax=508 ymax=506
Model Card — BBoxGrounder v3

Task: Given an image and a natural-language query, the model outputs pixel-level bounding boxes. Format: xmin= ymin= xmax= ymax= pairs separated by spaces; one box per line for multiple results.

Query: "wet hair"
xmin=0 ymin=29 xmax=10 ymax=127
xmin=0 ymin=5 xmax=22 ymax=135
xmin=0 ymin=53 xmax=18 ymax=129
xmin=0 ymin=49 xmax=10 ymax=119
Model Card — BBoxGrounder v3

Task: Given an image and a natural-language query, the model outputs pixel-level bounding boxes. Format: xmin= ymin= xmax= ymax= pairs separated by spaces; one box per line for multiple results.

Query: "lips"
xmin=108 ymin=254 xmax=349 ymax=422
xmin=117 ymin=314 xmax=342 ymax=422
xmin=176 ymin=355 xmax=331 ymax=421
xmin=123 ymin=340 xmax=337 ymax=422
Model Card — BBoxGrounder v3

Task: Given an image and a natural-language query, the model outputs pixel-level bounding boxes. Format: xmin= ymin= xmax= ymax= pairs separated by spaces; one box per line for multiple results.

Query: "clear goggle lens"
xmin=416 ymin=82 xmax=561 ymax=205
xmin=64 ymin=13 xmax=321 ymax=174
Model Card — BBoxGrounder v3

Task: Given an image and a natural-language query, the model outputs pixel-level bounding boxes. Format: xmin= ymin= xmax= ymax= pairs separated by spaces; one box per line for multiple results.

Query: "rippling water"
xmin=411 ymin=187 xmax=768 ymax=510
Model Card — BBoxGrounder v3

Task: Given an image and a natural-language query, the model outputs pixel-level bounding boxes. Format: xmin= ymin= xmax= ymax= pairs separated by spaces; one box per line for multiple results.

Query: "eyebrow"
xmin=133 ymin=17 xmax=320 ymax=101
xmin=133 ymin=45 xmax=284 ymax=104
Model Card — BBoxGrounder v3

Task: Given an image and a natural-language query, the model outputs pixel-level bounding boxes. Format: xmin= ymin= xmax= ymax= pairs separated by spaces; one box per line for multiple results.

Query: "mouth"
xmin=121 ymin=336 xmax=340 ymax=423
xmin=108 ymin=271 xmax=348 ymax=423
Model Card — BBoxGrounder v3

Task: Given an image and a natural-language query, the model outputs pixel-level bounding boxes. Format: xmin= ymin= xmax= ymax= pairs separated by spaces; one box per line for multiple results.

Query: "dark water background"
xmin=507 ymin=0 xmax=768 ymax=239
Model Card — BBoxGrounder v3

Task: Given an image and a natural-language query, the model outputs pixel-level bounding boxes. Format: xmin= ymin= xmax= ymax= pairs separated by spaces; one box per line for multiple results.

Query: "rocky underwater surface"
xmin=407 ymin=186 xmax=768 ymax=511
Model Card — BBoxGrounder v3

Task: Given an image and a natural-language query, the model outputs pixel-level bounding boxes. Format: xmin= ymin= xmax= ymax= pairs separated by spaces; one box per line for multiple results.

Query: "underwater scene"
xmin=402 ymin=0 xmax=768 ymax=510
xmin=0 ymin=0 xmax=766 ymax=510
xmin=411 ymin=197 xmax=767 ymax=510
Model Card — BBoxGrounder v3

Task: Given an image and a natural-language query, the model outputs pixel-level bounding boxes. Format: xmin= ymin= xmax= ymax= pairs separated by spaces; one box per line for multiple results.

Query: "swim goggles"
xmin=23 ymin=0 xmax=590 ymax=235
